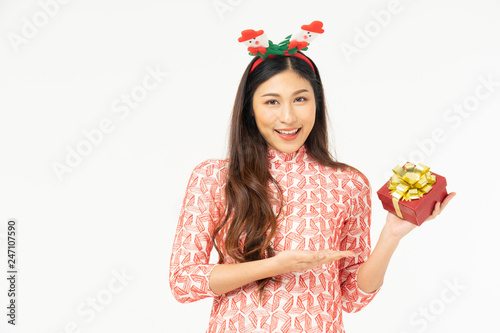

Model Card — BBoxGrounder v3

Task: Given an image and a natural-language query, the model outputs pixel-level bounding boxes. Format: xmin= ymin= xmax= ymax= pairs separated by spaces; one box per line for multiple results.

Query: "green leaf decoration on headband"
xmin=238 ymin=21 xmax=324 ymax=59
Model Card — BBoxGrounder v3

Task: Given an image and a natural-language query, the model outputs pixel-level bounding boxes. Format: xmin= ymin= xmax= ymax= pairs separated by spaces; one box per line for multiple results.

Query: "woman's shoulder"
xmin=192 ymin=158 xmax=228 ymax=170
xmin=322 ymin=163 xmax=371 ymax=191
xmin=344 ymin=165 xmax=370 ymax=186
xmin=190 ymin=158 xmax=229 ymax=183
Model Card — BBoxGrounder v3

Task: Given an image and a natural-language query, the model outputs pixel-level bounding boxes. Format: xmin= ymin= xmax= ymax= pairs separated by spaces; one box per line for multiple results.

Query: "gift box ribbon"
xmin=388 ymin=162 xmax=436 ymax=218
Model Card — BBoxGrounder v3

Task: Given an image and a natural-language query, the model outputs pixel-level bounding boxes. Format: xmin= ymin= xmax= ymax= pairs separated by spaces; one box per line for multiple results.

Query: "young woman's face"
xmin=252 ymin=70 xmax=316 ymax=154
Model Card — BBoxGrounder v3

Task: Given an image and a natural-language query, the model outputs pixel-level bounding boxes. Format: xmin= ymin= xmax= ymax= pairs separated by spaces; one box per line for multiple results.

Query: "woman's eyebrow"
xmin=293 ymin=89 xmax=310 ymax=95
xmin=261 ymin=92 xmax=280 ymax=97
xmin=260 ymin=89 xmax=310 ymax=98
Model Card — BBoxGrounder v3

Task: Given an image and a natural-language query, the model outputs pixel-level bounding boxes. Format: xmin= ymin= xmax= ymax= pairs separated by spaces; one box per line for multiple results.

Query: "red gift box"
xmin=376 ymin=163 xmax=448 ymax=226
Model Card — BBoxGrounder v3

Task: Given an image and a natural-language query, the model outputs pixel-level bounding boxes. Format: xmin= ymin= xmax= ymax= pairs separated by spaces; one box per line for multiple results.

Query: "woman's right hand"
xmin=209 ymin=249 xmax=356 ymax=295
xmin=273 ymin=249 xmax=356 ymax=274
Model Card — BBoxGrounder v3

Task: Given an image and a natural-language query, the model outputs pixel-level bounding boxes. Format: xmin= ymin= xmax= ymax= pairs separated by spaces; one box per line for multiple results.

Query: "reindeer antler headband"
xmin=238 ymin=21 xmax=324 ymax=74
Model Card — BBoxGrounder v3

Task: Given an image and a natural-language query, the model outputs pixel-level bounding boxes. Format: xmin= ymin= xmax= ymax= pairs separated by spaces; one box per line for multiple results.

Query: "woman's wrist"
xmin=357 ymin=228 xmax=400 ymax=293
xmin=267 ymin=253 xmax=286 ymax=277
xmin=380 ymin=224 xmax=404 ymax=244
xmin=209 ymin=256 xmax=283 ymax=295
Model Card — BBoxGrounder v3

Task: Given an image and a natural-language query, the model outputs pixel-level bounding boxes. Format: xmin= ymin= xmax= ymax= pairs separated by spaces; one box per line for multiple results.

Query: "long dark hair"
xmin=212 ymin=52 xmax=351 ymax=298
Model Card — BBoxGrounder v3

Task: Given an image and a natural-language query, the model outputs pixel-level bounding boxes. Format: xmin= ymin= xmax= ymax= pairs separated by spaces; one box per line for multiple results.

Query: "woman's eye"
xmin=265 ymin=100 xmax=279 ymax=105
xmin=295 ymin=97 xmax=307 ymax=102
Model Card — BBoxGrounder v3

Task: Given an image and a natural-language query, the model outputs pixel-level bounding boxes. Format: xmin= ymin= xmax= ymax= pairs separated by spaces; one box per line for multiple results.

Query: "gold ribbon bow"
xmin=388 ymin=162 xmax=436 ymax=218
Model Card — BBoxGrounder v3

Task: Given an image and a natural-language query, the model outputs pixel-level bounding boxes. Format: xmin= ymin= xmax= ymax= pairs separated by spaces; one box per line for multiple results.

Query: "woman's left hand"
xmin=384 ymin=192 xmax=457 ymax=240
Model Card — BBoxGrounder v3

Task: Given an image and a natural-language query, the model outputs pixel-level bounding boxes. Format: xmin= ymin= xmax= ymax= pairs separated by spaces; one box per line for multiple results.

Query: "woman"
xmin=169 ymin=39 xmax=455 ymax=332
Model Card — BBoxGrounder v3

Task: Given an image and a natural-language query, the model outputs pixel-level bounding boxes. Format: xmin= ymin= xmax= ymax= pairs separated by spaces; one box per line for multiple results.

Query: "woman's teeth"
xmin=276 ymin=129 xmax=300 ymax=135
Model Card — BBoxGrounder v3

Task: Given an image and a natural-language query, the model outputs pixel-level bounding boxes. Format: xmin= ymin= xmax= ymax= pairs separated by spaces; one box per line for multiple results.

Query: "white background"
xmin=1 ymin=0 xmax=499 ymax=332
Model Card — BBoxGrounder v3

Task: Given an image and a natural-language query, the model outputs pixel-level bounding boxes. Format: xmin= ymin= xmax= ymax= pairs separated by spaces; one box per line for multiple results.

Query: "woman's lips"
xmin=275 ymin=128 xmax=301 ymax=141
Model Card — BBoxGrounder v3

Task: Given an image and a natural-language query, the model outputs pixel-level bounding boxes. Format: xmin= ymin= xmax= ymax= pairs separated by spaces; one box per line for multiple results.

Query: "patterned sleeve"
xmin=169 ymin=160 xmax=223 ymax=303
xmin=338 ymin=169 xmax=381 ymax=313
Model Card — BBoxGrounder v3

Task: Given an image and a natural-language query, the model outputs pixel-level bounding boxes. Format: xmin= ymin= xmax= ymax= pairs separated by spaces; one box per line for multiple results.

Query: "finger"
xmin=296 ymin=251 xmax=356 ymax=271
xmin=426 ymin=192 xmax=456 ymax=221
xmin=321 ymin=250 xmax=355 ymax=262
xmin=440 ymin=192 xmax=456 ymax=210
xmin=433 ymin=192 xmax=456 ymax=215
xmin=303 ymin=251 xmax=329 ymax=263
xmin=433 ymin=201 xmax=441 ymax=215
xmin=340 ymin=250 xmax=356 ymax=257
xmin=425 ymin=202 xmax=440 ymax=221
xmin=307 ymin=250 xmax=355 ymax=265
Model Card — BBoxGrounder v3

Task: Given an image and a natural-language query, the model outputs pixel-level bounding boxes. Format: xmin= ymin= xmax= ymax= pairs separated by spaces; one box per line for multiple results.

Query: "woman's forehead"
xmin=255 ymin=70 xmax=313 ymax=95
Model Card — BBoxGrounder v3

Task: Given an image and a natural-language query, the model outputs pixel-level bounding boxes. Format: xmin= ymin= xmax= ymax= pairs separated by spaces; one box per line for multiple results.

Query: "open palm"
xmin=385 ymin=192 xmax=456 ymax=240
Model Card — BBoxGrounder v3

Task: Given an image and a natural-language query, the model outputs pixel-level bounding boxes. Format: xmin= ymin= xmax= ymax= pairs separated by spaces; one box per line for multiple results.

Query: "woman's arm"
xmin=169 ymin=160 xmax=225 ymax=303
xmin=209 ymin=249 xmax=355 ymax=295
xmin=356 ymin=223 xmax=401 ymax=293
xmin=357 ymin=192 xmax=456 ymax=293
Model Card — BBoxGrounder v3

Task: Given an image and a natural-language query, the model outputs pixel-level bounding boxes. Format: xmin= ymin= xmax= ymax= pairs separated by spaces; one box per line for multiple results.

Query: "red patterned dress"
xmin=169 ymin=145 xmax=380 ymax=332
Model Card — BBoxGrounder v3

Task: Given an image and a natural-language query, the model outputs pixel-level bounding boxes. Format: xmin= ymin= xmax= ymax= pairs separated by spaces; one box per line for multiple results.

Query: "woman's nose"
xmin=279 ymin=103 xmax=297 ymax=123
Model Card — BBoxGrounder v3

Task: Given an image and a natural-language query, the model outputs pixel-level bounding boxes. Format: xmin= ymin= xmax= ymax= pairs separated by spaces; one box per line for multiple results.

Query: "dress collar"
xmin=267 ymin=145 xmax=307 ymax=163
